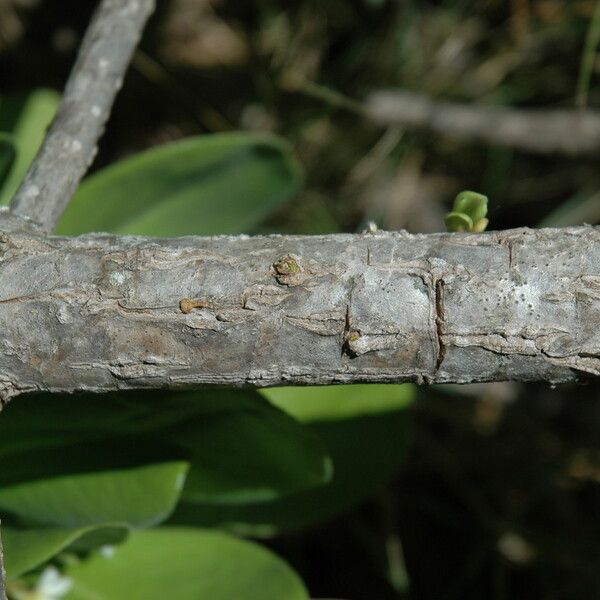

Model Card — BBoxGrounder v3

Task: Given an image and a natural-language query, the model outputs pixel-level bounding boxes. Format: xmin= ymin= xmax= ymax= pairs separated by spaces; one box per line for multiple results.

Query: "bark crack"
xmin=434 ymin=278 xmax=446 ymax=372
xmin=341 ymin=303 xmax=358 ymax=358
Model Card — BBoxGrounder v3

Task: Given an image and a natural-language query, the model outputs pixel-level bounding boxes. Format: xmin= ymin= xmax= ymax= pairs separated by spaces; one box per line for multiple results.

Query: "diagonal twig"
xmin=8 ymin=0 xmax=156 ymax=233
xmin=0 ymin=1 xmax=156 ymax=593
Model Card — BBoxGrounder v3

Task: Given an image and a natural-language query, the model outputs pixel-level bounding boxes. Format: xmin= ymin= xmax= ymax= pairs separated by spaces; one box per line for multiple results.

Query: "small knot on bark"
xmin=179 ymin=298 xmax=209 ymax=314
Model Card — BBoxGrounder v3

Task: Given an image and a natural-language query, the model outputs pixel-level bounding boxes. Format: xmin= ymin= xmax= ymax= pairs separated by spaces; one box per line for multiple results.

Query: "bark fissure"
xmin=434 ymin=278 xmax=446 ymax=372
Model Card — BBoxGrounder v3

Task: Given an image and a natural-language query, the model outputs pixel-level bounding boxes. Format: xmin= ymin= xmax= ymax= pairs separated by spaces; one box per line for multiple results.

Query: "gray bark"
xmin=367 ymin=89 xmax=600 ymax=155
xmin=9 ymin=0 xmax=155 ymax=233
xmin=0 ymin=226 xmax=597 ymax=405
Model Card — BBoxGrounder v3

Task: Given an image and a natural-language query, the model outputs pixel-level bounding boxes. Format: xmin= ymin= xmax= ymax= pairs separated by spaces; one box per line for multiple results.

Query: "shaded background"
xmin=1 ymin=1 xmax=599 ymax=598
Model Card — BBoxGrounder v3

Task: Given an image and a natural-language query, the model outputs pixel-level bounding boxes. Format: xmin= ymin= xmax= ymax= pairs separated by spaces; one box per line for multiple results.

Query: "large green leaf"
xmin=0 ymin=390 xmax=331 ymax=506
xmin=262 ymin=383 xmax=414 ymax=421
xmin=0 ymin=88 xmax=59 ymax=203
xmin=3 ymin=525 xmax=128 ymax=578
xmin=56 ymin=133 xmax=303 ymax=236
xmin=0 ymin=461 xmax=189 ymax=528
xmin=170 ymin=384 xmax=414 ymax=535
xmin=0 ymin=389 xmax=329 ymax=579
xmin=0 ymin=391 xmax=237 ymax=458
xmin=64 ymin=528 xmax=308 ymax=600
xmin=175 ymin=405 xmax=332 ymax=505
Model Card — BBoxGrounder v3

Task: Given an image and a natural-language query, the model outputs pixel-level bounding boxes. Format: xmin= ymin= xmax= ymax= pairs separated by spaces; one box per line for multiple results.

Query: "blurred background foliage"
xmin=1 ymin=0 xmax=600 ymax=598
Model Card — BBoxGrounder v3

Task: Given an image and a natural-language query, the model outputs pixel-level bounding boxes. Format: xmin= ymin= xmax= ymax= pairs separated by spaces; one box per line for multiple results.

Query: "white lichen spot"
xmin=98 ymin=58 xmax=110 ymax=71
xmin=61 ymin=137 xmax=82 ymax=153
xmin=24 ymin=184 xmax=40 ymax=199
xmin=35 ymin=566 xmax=73 ymax=599
xmin=110 ymin=271 xmax=126 ymax=285
xmin=91 ymin=104 xmax=102 ymax=118
xmin=114 ymin=77 xmax=123 ymax=90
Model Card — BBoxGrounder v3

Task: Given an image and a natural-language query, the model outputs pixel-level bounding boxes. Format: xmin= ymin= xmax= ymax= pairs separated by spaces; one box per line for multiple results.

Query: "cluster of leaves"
xmin=0 ymin=90 xmax=414 ymax=599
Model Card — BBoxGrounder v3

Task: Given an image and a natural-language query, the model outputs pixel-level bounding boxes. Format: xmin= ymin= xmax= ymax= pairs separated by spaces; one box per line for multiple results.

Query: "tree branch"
xmin=366 ymin=89 xmax=600 ymax=156
xmin=0 ymin=3 xmax=598 ymax=591
xmin=8 ymin=0 xmax=155 ymax=233
xmin=0 ymin=226 xmax=597 ymax=404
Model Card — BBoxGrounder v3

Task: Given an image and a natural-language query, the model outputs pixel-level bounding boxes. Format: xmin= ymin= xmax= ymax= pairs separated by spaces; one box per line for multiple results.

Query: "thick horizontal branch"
xmin=0 ymin=227 xmax=597 ymax=403
xmin=366 ymin=90 xmax=600 ymax=155
xmin=9 ymin=0 xmax=155 ymax=233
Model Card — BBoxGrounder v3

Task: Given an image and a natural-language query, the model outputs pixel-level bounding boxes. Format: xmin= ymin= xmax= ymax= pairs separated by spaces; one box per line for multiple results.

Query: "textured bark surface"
xmin=0 ymin=226 xmax=597 ymax=404
xmin=9 ymin=0 xmax=155 ymax=233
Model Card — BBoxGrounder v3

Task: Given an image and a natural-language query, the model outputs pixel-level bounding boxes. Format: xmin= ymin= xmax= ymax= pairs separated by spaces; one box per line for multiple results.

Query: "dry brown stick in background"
xmin=366 ymin=89 xmax=600 ymax=156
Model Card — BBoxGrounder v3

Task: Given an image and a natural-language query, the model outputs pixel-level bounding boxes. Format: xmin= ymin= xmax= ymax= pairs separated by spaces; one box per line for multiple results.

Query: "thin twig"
xmin=8 ymin=0 xmax=156 ymax=233
xmin=366 ymin=89 xmax=600 ymax=156
xmin=291 ymin=78 xmax=600 ymax=156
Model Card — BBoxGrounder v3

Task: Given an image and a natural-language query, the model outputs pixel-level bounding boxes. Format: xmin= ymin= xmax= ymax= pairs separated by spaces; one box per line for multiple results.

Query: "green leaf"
xmin=0 ymin=390 xmax=331 ymax=507
xmin=177 ymin=404 xmax=332 ymax=505
xmin=0 ymin=88 xmax=59 ymax=203
xmin=445 ymin=190 xmax=488 ymax=232
xmin=0 ymin=133 xmax=16 ymax=192
xmin=444 ymin=211 xmax=473 ymax=233
xmin=56 ymin=132 xmax=303 ymax=236
xmin=169 ymin=384 xmax=414 ymax=535
xmin=0 ymin=461 xmax=189 ymax=528
xmin=261 ymin=383 xmax=414 ymax=422
xmin=0 ymin=391 xmax=252 ymax=460
xmin=64 ymin=528 xmax=308 ymax=600
xmin=453 ymin=190 xmax=488 ymax=223
xmin=3 ymin=525 xmax=128 ymax=578
xmin=0 ymin=390 xmax=329 ymax=579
